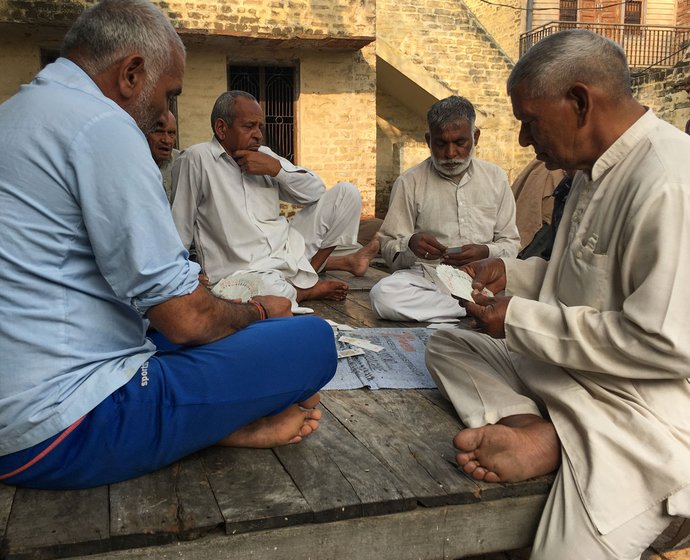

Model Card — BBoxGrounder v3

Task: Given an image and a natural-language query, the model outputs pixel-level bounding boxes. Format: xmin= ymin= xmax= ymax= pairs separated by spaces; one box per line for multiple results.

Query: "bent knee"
xmin=369 ymin=280 xmax=401 ymax=320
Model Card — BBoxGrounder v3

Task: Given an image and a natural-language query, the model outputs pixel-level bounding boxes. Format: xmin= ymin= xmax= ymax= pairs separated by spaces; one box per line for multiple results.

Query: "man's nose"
xmin=444 ymin=144 xmax=460 ymax=160
xmin=518 ymin=124 xmax=532 ymax=148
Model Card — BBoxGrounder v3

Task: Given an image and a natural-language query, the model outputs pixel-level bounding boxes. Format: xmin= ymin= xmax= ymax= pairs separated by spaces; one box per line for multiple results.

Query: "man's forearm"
xmin=147 ymin=286 xmax=263 ymax=346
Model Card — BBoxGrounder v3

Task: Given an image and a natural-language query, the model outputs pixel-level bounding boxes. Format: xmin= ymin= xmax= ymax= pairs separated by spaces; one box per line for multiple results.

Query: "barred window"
xmin=228 ymin=65 xmax=296 ymax=163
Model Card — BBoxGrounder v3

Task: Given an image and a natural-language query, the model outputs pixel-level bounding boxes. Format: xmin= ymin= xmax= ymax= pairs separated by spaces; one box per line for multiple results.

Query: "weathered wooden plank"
xmin=0 ymin=484 xmax=15 ymax=540
xmin=323 ymin=266 xmax=389 ymax=291
xmin=306 ymin=299 xmax=371 ymax=328
xmin=274 ymin=404 xmax=415 ymax=523
xmin=109 ymin=463 xmax=181 ymax=550
xmin=108 ymin=455 xmax=224 ymax=548
xmin=201 ymin=447 xmax=313 ymax=535
xmin=321 ymin=294 xmax=403 ymax=328
xmin=65 ymin=495 xmax=548 ymax=560
xmin=3 ymin=485 xmax=109 ymax=559
xmin=322 ymin=390 xmax=481 ymax=507
xmin=174 ymin=455 xmax=225 ymax=538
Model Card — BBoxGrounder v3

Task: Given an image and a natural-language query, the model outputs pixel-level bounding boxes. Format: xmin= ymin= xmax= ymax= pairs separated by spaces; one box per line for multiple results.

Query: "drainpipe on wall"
xmin=524 ymin=0 xmax=535 ymax=53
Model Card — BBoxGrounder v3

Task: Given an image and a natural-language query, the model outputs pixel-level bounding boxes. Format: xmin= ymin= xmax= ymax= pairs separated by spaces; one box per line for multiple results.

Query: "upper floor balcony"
xmin=520 ymin=22 xmax=690 ymax=69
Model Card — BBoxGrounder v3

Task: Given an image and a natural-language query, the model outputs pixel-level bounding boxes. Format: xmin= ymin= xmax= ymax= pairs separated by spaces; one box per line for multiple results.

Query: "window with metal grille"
xmin=624 ymin=0 xmax=642 ymax=24
xmin=559 ymin=0 xmax=578 ymax=22
xmin=227 ymin=65 xmax=296 ymax=163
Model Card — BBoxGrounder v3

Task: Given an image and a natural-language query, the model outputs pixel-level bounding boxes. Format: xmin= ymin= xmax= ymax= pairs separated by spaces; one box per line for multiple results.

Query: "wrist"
xmin=248 ymin=299 xmax=269 ymax=321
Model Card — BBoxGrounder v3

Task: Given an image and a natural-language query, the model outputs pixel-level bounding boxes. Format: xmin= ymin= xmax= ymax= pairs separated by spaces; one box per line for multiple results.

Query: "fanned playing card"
xmin=212 ymin=272 xmax=265 ymax=302
xmin=421 ymin=263 xmax=493 ymax=302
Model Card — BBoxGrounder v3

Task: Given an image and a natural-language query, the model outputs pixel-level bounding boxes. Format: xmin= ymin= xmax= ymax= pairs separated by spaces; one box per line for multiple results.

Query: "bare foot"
xmin=324 ymin=236 xmax=380 ymax=277
xmin=297 ymin=279 xmax=348 ymax=302
xmin=454 ymin=414 xmax=560 ymax=483
xmin=218 ymin=394 xmax=323 ymax=448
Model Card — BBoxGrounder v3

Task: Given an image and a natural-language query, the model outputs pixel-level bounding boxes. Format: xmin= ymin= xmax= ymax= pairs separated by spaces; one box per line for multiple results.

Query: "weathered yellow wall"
xmin=0 ymin=30 xmax=39 ymax=102
xmin=462 ymin=0 xmax=524 ymax=60
xmin=376 ymin=0 xmax=533 ymax=212
xmin=177 ymin=41 xmax=378 ymax=215
xmin=162 ymin=0 xmax=375 ymax=38
xmin=632 ymin=49 xmax=690 ymax=132
xmin=0 ymin=0 xmax=376 ymax=38
xmin=299 ymin=45 xmax=378 ymax=214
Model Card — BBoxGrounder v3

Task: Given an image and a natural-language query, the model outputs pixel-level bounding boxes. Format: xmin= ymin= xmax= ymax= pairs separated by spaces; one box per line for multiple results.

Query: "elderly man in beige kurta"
xmin=426 ymin=30 xmax=690 ymax=559
xmin=370 ymin=96 xmax=520 ymax=322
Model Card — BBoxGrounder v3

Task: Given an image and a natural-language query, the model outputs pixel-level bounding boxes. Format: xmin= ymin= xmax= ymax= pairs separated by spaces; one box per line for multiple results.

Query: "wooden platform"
xmin=1 ymin=266 xmax=685 ymax=560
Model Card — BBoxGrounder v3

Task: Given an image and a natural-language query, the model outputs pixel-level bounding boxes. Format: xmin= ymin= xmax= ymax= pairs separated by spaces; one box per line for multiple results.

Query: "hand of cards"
xmin=421 ymin=263 xmax=493 ymax=302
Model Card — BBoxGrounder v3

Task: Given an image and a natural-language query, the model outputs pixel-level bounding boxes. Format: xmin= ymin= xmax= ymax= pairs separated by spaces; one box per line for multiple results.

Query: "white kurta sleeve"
xmin=170 ymin=151 xmax=202 ymax=250
xmin=504 ymin=256 xmax=548 ymax=299
xmin=485 ymin=175 xmax=521 ymax=258
xmin=260 ymin=147 xmax=326 ymax=205
xmin=377 ymin=175 xmax=419 ymax=271
xmin=505 ymin=184 xmax=690 ymax=381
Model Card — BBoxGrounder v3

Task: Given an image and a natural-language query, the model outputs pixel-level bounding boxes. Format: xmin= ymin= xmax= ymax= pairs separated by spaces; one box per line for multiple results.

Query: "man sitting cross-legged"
xmin=369 ymin=95 xmax=520 ymax=322
xmin=171 ymin=90 xmax=378 ymax=310
xmin=425 ymin=29 xmax=690 ymax=559
xmin=0 ymin=0 xmax=336 ymax=490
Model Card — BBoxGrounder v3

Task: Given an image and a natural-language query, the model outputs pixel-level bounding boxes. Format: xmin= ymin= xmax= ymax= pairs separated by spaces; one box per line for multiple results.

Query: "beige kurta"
xmin=503 ymin=110 xmax=690 ymax=534
xmin=171 ymin=138 xmax=324 ymax=287
xmin=378 ymin=157 xmax=521 ymax=271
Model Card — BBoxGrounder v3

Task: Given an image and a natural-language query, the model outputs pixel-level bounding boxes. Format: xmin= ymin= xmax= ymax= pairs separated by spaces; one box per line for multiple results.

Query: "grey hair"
xmin=61 ymin=0 xmax=185 ymax=82
xmin=507 ymin=29 xmax=631 ymax=100
xmin=211 ymin=90 xmax=258 ymax=130
xmin=427 ymin=96 xmax=476 ymax=133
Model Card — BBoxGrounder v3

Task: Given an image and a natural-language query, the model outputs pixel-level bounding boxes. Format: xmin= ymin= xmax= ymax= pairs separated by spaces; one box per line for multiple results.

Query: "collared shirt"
xmin=378 ymin=157 xmax=520 ymax=271
xmin=504 ymin=110 xmax=690 ymax=533
xmin=0 ymin=58 xmax=199 ymax=455
xmin=160 ymin=148 xmax=181 ymax=203
xmin=171 ymin=138 xmax=324 ymax=287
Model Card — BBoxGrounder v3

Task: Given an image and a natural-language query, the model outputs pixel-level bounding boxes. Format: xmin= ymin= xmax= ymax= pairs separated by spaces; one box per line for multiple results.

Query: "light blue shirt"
xmin=0 ymin=58 xmax=200 ymax=455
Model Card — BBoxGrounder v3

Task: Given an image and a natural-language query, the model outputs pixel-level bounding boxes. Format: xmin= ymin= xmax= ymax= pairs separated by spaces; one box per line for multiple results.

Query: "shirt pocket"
xmin=464 ymin=205 xmax=498 ymax=243
xmin=558 ymin=233 xmax=611 ymax=310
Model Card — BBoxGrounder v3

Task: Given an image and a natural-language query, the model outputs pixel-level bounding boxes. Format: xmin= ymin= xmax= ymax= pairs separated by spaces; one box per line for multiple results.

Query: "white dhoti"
xmin=369 ymin=266 xmax=467 ymax=322
xmin=425 ymin=328 xmax=684 ymax=559
xmin=291 ymin=182 xmax=361 ymax=267
xmin=212 ymin=182 xmax=361 ymax=310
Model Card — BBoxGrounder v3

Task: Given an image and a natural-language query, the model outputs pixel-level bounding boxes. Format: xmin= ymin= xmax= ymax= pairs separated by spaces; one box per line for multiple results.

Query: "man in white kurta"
xmin=172 ymin=91 xmax=369 ymax=311
xmin=370 ymin=96 xmax=520 ymax=322
xmin=425 ymin=30 xmax=690 ymax=559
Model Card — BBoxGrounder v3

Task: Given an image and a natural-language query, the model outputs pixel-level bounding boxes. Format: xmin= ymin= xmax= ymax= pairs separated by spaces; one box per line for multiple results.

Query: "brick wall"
xmin=0 ymin=0 xmax=375 ymax=38
xmin=632 ymin=47 xmax=690 ymax=132
xmin=375 ymin=0 xmax=533 ymax=214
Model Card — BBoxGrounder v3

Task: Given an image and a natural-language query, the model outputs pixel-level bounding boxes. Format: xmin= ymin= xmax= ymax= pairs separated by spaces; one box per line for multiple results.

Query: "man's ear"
xmin=424 ymin=131 xmax=431 ymax=148
xmin=117 ymin=54 xmax=146 ymax=100
xmin=568 ymin=84 xmax=590 ymax=127
xmin=473 ymin=127 xmax=481 ymax=146
xmin=213 ymin=118 xmax=227 ymax=140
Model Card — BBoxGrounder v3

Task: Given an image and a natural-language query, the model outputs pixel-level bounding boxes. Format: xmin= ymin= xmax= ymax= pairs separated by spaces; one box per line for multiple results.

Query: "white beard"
xmin=431 ymin=145 xmax=475 ymax=178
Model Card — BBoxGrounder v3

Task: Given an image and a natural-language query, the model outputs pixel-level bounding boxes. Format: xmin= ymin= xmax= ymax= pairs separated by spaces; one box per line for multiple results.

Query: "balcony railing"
xmin=520 ymin=22 xmax=690 ymax=69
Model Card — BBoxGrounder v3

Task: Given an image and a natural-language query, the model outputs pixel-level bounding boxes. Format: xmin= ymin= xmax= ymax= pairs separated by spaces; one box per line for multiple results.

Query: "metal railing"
xmin=520 ymin=22 xmax=690 ymax=69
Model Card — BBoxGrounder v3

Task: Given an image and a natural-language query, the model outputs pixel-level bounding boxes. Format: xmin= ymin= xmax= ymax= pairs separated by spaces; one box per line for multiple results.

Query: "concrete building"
xmin=0 ymin=0 xmax=688 ymax=216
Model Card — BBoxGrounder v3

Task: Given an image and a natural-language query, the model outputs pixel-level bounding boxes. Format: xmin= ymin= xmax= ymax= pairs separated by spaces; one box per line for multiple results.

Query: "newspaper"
xmin=324 ymin=328 xmax=436 ymax=390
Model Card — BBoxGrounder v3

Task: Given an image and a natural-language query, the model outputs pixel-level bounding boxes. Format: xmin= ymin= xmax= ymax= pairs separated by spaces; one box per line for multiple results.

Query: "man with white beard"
xmin=370 ymin=96 xmax=520 ymax=322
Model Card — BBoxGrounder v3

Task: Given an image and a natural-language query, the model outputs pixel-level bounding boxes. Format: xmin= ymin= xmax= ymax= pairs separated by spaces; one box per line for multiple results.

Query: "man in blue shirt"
xmin=0 ymin=0 xmax=336 ymax=489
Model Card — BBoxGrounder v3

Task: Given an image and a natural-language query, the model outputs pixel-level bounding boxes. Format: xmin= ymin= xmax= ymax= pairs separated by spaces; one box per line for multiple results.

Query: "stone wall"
xmin=375 ymin=0 xmax=533 ymax=214
xmin=0 ymin=0 xmax=378 ymax=215
xmin=632 ymin=47 xmax=690 ymax=132
xmin=0 ymin=0 xmax=375 ymax=38
xmin=178 ymin=42 xmax=378 ymax=215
